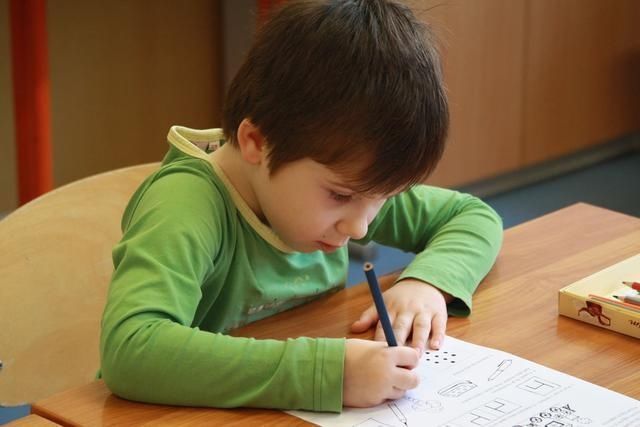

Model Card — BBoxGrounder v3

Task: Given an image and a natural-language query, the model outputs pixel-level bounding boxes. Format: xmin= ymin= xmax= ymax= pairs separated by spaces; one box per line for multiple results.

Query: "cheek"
xmin=263 ymin=179 xmax=341 ymax=238
xmin=368 ymin=208 xmax=382 ymax=224
xmin=367 ymin=201 xmax=386 ymax=222
xmin=265 ymin=196 xmax=323 ymax=234
xmin=294 ymin=204 xmax=334 ymax=231
xmin=289 ymin=203 xmax=339 ymax=239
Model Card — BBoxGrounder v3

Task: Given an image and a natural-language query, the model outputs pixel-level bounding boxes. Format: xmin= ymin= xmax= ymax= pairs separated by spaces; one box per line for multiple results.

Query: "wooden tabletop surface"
xmin=5 ymin=414 xmax=61 ymax=426
xmin=32 ymin=203 xmax=640 ymax=426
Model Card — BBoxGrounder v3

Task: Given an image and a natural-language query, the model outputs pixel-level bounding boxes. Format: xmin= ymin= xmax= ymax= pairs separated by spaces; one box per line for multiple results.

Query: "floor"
xmin=2 ymin=148 xmax=639 ymax=425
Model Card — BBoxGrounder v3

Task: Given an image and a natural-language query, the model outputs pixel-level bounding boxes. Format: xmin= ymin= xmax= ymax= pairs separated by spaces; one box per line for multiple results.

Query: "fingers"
xmin=408 ymin=311 xmax=446 ymax=351
xmin=391 ymin=356 xmax=421 ymax=394
xmin=375 ymin=312 xmax=439 ymax=352
xmin=393 ymin=345 xmax=421 ymax=369
xmin=389 ymin=385 xmax=411 ymax=401
xmin=394 ymin=369 xmax=420 ymax=390
xmin=389 ymin=349 xmax=421 ymax=400
xmin=362 ymin=294 xmax=449 ymax=351
xmin=373 ymin=313 xmax=413 ymax=345
xmin=428 ymin=311 xmax=447 ymax=350
xmin=374 ymin=318 xmax=388 ymax=342
xmin=391 ymin=313 xmax=414 ymax=345
xmin=343 ymin=339 xmax=420 ymax=408
xmin=409 ymin=313 xmax=431 ymax=353
xmin=351 ymin=306 xmax=379 ymax=333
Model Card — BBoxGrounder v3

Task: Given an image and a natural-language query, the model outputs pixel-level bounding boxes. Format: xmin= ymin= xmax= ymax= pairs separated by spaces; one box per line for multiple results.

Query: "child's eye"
xmin=329 ymin=190 xmax=352 ymax=203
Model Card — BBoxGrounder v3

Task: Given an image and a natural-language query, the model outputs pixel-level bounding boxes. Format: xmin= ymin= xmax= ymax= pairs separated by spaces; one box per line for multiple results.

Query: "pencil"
xmin=622 ymin=281 xmax=640 ymax=292
xmin=363 ymin=262 xmax=397 ymax=347
xmin=613 ymin=294 xmax=640 ymax=306
xmin=389 ymin=402 xmax=407 ymax=426
xmin=589 ymin=294 xmax=640 ymax=313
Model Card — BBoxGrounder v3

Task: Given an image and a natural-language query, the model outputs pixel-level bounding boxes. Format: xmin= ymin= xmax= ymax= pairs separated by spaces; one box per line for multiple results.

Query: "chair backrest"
xmin=0 ymin=163 xmax=159 ymax=404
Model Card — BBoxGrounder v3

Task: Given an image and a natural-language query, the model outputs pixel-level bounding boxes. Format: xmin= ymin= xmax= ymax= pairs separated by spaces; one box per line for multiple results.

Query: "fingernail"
xmin=432 ymin=339 xmax=440 ymax=349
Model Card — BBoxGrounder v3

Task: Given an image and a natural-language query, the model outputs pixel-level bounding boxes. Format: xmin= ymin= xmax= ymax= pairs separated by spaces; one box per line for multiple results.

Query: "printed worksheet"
xmin=289 ymin=337 xmax=640 ymax=427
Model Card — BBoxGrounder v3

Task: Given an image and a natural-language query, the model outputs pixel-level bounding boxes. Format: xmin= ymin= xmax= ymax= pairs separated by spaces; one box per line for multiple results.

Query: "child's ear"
xmin=236 ymin=118 xmax=267 ymax=165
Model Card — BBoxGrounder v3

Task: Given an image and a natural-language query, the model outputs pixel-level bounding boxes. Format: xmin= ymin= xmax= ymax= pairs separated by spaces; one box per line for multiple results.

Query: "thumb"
xmin=351 ymin=306 xmax=379 ymax=333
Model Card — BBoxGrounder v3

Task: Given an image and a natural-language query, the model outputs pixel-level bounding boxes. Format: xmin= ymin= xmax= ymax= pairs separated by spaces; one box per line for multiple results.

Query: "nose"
xmin=336 ymin=213 xmax=369 ymax=240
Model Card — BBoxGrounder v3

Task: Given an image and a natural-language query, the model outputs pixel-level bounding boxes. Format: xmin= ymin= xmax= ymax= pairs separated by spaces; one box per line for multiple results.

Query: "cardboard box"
xmin=558 ymin=254 xmax=640 ymax=339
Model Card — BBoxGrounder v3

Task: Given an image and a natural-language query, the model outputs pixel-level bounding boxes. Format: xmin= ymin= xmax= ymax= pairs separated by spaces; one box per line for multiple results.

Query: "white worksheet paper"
xmin=289 ymin=337 xmax=639 ymax=427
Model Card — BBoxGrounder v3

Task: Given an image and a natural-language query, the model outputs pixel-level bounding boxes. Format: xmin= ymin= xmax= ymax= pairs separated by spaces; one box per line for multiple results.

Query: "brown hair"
xmin=223 ymin=0 xmax=448 ymax=195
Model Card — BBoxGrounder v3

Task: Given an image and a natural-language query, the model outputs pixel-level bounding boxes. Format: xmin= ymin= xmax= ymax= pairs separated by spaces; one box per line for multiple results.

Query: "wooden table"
xmin=31 ymin=203 xmax=640 ymax=426
xmin=5 ymin=414 xmax=61 ymax=426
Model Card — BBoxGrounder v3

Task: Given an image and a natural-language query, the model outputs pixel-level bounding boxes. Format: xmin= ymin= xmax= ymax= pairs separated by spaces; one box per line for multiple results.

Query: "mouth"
xmin=316 ymin=241 xmax=343 ymax=253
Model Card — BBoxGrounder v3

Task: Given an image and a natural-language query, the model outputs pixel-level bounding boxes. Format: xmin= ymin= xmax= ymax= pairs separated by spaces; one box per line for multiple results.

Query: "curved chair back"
xmin=0 ymin=163 xmax=159 ymax=404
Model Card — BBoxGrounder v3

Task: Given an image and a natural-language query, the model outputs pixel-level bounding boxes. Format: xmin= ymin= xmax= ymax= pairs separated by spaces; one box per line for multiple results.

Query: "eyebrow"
xmin=325 ymin=179 xmax=358 ymax=193
xmin=326 ymin=180 xmax=403 ymax=201
xmin=325 ymin=170 xmax=404 ymax=198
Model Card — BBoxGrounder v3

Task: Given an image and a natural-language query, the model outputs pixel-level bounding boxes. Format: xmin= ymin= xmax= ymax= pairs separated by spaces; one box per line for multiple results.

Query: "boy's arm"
xmin=357 ymin=186 xmax=503 ymax=316
xmin=100 ymin=171 xmax=344 ymax=412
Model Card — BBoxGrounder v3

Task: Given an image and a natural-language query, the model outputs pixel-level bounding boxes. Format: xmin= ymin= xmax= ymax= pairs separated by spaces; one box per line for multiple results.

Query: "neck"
xmin=212 ymin=144 xmax=264 ymax=219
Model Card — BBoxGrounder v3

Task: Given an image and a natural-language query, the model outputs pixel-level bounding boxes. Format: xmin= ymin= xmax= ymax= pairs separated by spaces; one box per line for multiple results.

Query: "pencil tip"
xmin=612 ymin=295 xmax=622 ymax=300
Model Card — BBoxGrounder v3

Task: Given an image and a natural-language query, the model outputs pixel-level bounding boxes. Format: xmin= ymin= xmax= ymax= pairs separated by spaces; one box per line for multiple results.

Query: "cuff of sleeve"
xmin=313 ymin=338 xmax=345 ymax=413
xmin=396 ymin=269 xmax=473 ymax=317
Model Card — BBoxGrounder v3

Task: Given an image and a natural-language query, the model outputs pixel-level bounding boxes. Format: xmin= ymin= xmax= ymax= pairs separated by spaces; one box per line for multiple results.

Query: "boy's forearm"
xmin=398 ymin=195 xmax=503 ymax=315
xmin=100 ymin=317 xmax=345 ymax=412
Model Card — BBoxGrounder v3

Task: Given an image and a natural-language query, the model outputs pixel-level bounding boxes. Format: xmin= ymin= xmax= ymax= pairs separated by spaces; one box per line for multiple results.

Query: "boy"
xmin=100 ymin=0 xmax=503 ymax=413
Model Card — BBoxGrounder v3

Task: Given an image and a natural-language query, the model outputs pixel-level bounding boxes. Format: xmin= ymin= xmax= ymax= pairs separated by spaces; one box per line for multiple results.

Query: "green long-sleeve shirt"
xmin=100 ymin=126 xmax=503 ymax=413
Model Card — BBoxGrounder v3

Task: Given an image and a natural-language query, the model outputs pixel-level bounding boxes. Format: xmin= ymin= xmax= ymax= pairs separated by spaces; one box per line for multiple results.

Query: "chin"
xmin=280 ymin=239 xmax=311 ymax=253
xmin=289 ymin=241 xmax=323 ymax=254
xmin=297 ymin=245 xmax=321 ymax=254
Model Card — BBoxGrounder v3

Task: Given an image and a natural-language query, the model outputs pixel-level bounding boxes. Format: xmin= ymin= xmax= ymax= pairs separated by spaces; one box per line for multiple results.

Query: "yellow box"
xmin=558 ymin=254 xmax=640 ymax=339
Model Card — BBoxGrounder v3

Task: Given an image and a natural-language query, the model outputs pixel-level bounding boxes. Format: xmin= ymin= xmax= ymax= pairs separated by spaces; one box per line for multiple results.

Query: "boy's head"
xmin=223 ymin=0 xmax=448 ymax=197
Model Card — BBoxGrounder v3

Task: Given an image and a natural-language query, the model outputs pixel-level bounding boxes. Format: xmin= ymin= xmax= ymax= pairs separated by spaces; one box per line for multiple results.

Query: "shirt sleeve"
xmin=100 ymin=168 xmax=345 ymax=412
xmin=357 ymin=185 xmax=503 ymax=316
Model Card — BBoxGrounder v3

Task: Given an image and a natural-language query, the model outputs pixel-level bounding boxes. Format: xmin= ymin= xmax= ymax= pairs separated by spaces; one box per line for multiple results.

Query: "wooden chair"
xmin=0 ymin=163 xmax=159 ymax=405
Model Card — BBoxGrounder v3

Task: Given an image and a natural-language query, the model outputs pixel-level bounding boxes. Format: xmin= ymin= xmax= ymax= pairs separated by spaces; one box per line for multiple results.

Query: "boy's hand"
xmin=351 ymin=279 xmax=450 ymax=352
xmin=343 ymin=339 xmax=420 ymax=407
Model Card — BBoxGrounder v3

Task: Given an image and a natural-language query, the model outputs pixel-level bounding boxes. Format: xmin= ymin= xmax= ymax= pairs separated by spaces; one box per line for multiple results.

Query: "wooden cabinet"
xmin=523 ymin=0 xmax=640 ymax=166
xmin=2 ymin=1 xmax=639 ymax=210
xmin=421 ymin=0 xmax=640 ymax=187
xmin=423 ymin=0 xmax=527 ymax=186
xmin=0 ymin=0 xmax=223 ymax=211
xmin=47 ymin=0 xmax=223 ymax=187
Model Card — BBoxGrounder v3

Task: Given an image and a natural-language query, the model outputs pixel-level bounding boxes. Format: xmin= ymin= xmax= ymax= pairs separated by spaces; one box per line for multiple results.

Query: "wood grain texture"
xmin=31 ymin=204 xmax=640 ymax=425
xmin=415 ymin=0 xmax=526 ymax=187
xmin=1 ymin=1 xmax=222 ymax=211
xmin=33 ymin=381 xmax=307 ymax=427
xmin=418 ymin=0 xmax=640 ymax=184
xmin=4 ymin=414 xmax=61 ymax=427
xmin=47 ymin=0 xmax=223 ymax=187
xmin=0 ymin=0 xmax=18 ymax=211
xmin=523 ymin=0 xmax=640 ymax=165
xmin=0 ymin=163 xmax=159 ymax=404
